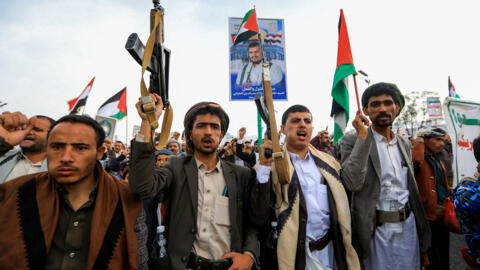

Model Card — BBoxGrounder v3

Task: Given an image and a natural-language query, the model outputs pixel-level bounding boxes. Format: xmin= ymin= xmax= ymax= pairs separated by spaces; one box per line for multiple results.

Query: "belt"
xmin=309 ymin=230 xmax=332 ymax=252
xmin=186 ymin=252 xmax=233 ymax=270
xmin=376 ymin=201 xmax=411 ymax=226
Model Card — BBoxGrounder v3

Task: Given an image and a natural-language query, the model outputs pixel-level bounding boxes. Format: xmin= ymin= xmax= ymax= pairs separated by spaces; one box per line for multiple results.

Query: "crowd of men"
xmin=0 ymin=82 xmax=479 ymax=270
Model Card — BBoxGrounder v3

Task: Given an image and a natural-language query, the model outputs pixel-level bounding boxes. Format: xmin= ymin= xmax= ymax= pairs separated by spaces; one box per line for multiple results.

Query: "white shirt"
xmin=364 ymin=129 xmax=420 ymax=270
xmin=5 ymin=153 xmax=45 ymax=182
xmin=257 ymin=151 xmax=334 ymax=268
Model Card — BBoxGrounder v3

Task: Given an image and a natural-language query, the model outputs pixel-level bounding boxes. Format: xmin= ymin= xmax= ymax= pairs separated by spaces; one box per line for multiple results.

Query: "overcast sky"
xmin=1 ymin=0 xmax=479 ymax=142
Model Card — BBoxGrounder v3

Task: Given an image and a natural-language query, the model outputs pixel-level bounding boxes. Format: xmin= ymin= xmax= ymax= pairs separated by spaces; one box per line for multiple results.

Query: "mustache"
xmin=376 ymin=112 xmax=391 ymax=118
xmin=55 ymin=165 xmax=79 ymax=171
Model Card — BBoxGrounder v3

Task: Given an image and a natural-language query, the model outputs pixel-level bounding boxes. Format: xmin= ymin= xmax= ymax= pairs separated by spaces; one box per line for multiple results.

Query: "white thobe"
xmin=364 ymin=130 xmax=420 ymax=270
xmin=258 ymin=151 xmax=334 ymax=269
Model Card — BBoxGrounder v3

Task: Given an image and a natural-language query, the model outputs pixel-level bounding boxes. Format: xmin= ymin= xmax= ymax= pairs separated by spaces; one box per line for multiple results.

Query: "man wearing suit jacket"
xmin=340 ymin=83 xmax=431 ymax=270
xmin=129 ymin=94 xmax=263 ymax=270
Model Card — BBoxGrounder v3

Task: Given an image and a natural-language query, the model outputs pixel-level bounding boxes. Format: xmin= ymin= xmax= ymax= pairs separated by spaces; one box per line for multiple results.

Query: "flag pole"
xmin=257 ymin=109 xmax=263 ymax=146
xmin=125 ymin=115 xmax=129 ymax=144
xmin=353 ymin=74 xmax=362 ymax=113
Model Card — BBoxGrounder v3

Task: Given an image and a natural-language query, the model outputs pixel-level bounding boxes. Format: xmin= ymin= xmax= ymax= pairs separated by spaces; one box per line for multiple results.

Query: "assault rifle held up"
xmin=124 ymin=0 xmax=173 ymax=150
xmin=125 ymin=0 xmax=170 ymax=107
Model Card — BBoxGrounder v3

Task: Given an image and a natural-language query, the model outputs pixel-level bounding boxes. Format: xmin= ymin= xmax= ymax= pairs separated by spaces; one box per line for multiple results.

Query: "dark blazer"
xmin=129 ymin=141 xmax=262 ymax=270
xmin=340 ymin=128 xmax=431 ymax=259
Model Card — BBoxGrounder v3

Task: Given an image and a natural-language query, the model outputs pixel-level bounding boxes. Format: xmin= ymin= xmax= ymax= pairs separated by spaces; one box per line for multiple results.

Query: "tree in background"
xmin=394 ymin=90 xmax=438 ymax=137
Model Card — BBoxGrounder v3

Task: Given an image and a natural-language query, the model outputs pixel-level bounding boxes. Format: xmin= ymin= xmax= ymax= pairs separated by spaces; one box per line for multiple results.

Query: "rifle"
xmin=254 ymin=93 xmax=271 ymax=158
xmin=125 ymin=0 xmax=173 ymax=150
xmin=257 ymin=31 xmax=289 ymax=185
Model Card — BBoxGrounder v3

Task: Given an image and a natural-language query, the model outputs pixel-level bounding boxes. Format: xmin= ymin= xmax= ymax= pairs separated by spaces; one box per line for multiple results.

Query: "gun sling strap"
xmin=262 ymin=62 xmax=289 ymax=185
xmin=140 ymin=8 xmax=173 ymax=150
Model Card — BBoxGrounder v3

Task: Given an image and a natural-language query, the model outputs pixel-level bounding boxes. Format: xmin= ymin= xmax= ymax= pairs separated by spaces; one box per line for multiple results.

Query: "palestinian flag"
xmin=233 ymin=9 xmax=259 ymax=46
xmin=68 ymin=77 xmax=95 ymax=115
xmin=448 ymin=76 xmax=460 ymax=98
xmin=97 ymin=87 xmax=127 ymax=120
xmin=330 ymin=9 xmax=356 ymax=146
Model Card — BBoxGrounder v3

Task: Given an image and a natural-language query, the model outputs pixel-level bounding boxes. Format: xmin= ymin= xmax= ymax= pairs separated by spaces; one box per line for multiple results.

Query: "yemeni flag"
xmin=233 ymin=9 xmax=259 ymax=45
xmin=97 ymin=87 xmax=127 ymax=120
xmin=330 ymin=9 xmax=356 ymax=146
xmin=448 ymin=76 xmax=460 ymax=98
xmin=68 ymin=77 xmax=95 ymax=115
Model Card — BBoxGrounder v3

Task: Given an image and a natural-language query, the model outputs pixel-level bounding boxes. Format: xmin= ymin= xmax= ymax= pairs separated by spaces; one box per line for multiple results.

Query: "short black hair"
xmin=35 ymin=115 xmax=55 ymax=127
xmin=474 ymin=136 xmax=480 ymax=162
xmin=47 ymin=114 xmax=105 ymax=148
xmin=248 ymin=41 xmax=260 ymax=49
xmin=361 ymin=82 xmax=400 ymax=108
xmin=281 ymin=105 xmax=312 ymax=125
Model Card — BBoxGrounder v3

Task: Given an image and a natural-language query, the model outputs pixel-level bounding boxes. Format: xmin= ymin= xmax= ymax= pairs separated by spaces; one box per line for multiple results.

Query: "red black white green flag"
xmin=97 ymin=87 xmax=127 ymax=120
xmin=330 ymin=9 xmax=356 ymax=145
xmin=233 ymin=8 xmax=259 ymax=46
xmin=68 ymin=77 xmax=95 ymax=115
xmin=448 ymin=76 xmax=460 ymax=98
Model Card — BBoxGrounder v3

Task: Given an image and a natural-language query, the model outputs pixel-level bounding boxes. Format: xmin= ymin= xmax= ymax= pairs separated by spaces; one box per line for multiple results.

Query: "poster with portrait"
xmin=229 ymin=17 xmax=287 ymax=100
xmin=95 ymin=115 xmax=117 ymax=141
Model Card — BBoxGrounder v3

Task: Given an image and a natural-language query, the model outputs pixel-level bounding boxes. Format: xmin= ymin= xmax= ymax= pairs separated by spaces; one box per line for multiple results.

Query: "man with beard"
xmin=235 ymin=41 xmax=283 ymax=87
xmin=413 ymin=127 xmax=451 ymax=270
xmin=311 ymin=130 xmax=337 ymax=158
xmin=340 ymin=83 xmax=431 ymax=270
xmin=0 ymin=112 xmax=54 ymax=183
xmin=129 ymin=94 xmax=264 ymax=270
xmin=106 ymin=140 xmax=127 ymax=175
xmin=0 ymin=114 xmax=147 ymax=269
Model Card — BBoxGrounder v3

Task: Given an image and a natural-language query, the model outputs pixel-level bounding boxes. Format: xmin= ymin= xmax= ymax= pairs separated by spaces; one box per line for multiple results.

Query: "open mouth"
xmin=297 ymin=131 xmax=307 ymax=138
xmin=201 ymin=138 xmax=213 ymax=146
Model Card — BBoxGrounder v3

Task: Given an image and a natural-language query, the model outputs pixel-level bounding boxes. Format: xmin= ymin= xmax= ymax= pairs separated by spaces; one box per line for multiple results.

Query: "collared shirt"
xmin=45 ymin=182 xmax=98 ymax=270
xmin=371 ymin=129 xmax=409 ymax=212
xmin=192 ymin=157 xmax=231 ymax=260
xmin=257 ymin=151 xmax=334 ymax=268
xmin=365 ymin=129 xmax=420 ymax=270
xmin=5 ymin=152 xmax=45 ymax=182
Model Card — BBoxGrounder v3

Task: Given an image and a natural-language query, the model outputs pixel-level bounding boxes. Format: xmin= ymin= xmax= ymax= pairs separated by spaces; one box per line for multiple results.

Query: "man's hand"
xmin=421 ymin=252 xmax=430 ymax=269
xmin=0 ymin=112 xmax=34 ymax=146
xmin=121 ymin=147 xmax=129 ymax=157
xmin=222 ymin=252 xmax=254 ymax=270
xmin=352 ymin=111 xmax=370 ymax=139
xmin=135 ymin=93 xmax=164 ymax=121
xmin=239 ymin=127 xmax=246 ymax=140
xmin=259 ymin=138 xmax=273 ymax=166
xmin=136 ymin=93 xmax=164 ymax=142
